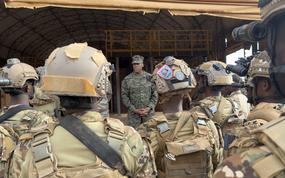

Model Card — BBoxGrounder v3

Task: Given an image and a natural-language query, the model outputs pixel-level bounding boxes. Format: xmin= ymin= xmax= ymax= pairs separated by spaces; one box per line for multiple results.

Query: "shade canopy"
xmin=5 ymin=0 xmax=260 ymax=20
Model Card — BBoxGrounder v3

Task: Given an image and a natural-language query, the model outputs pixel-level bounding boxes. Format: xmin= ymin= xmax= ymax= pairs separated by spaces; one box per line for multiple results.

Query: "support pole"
xmin=115 ymin=57 xmax=121 ymax=115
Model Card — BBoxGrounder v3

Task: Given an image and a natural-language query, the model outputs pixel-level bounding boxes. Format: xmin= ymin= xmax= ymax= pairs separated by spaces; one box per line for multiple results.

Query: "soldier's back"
xmin=8 ymin=111 xmax=156 ymax=178
xmin=214 ymin=116 xmax=285 ymax=178
xmin=227 ymin=102 xmax=285 ymax=156
xmin=138 ymin=110 xmax=222 ymax=178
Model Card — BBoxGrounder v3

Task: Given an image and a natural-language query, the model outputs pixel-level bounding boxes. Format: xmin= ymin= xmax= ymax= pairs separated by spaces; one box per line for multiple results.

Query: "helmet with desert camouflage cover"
xmin=152 ymin=56 xmax=196 ymax=96
xmin=247 ymin=50 xmax=271 ymax=86
xmin=1 ymin=58 xmax=38 ymax=93
xmin=41 ymin=43 xmax=113 ymax=98
xmin=196 ymin=60 xmax=234 ymax=86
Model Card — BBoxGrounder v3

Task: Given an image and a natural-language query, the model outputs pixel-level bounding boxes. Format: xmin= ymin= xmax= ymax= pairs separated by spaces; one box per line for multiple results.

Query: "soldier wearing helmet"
xmin=194 ymin=61 xmax=246 ymax=125
xmin=214 ymin=1 xmax=285 ymax=177
xmin=7 ymin=43 xmax=157 ymax=178
xmin=223 ymin=74 xmax=250 ymax=118
xmin=137 ymin=57 xmax=222 ymax=177
xmin=0 ymin=59 xmax=53 ymax=178
xmin=30 ymin=66 xmax=62 ymax=117
xmin=224 ymin=51 xmax=285 ymax=158
xmin=193 ymin=61 xmax=247 ymax=154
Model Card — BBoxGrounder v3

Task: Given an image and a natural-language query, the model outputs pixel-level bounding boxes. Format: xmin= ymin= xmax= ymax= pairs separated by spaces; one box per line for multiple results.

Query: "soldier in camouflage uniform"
xmin=0 ymin=59 xmax=53 ymax=177
xmin=121 ymin=55 xmax=158 ymax=128
xmin=223 ymin=74 xmax=251 ymax=118
xmin=7 ymin=43 xmax=157 ymax=178
xmin=226 ymin=51 xmax=285 ymax=156
xmin=193 ymin=61 xmax=246 ymax=151
xmin=94 ymin=80 xmax=112 ymax=118
xmin=30 ymin=66 xmax=62 ymax=117
xmin=137 ymin=57 xmax=223 ymax=178
xmin=214 ymin=0 xmax=285 ymax=177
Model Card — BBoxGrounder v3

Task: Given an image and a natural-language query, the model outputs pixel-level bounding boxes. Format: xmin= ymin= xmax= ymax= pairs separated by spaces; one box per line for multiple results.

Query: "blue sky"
xmin=226 ymin=46 xmax=252 ymax=65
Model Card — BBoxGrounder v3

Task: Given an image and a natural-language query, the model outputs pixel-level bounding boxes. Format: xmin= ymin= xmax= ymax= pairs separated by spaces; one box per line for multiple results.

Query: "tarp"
xmin=5 ymin=0 xmax=260 ymax=20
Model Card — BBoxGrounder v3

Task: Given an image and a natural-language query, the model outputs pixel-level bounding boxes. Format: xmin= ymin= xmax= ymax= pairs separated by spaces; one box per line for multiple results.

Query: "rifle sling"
xmin=60 ymin=115 xmax=130 ymax=176
xmin=0 ymin=105 xmax=33 ymax=123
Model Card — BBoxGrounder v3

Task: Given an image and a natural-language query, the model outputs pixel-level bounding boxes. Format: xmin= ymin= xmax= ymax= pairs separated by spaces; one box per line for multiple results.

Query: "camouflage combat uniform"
xmin=7 ymin=43 xmax=157 ymax=178
xmin=215 ymin=0 xmax=285 ymax=176
xmin=0 ymin=59 xmax=54 ymax=178
xmin=138 ymin=58 xmax=224 ymax=178
xmin=121 ymin=71 xmax=158 ymax=128
xmin=228 ymin=90 xmax=250 ymax=118
xmin=214 ymin=117 xmax=285 ymax=178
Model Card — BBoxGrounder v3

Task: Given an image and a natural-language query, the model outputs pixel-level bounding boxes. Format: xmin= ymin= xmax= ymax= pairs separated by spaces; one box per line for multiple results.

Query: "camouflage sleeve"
xmin=213 ymin=154 xmax=258 ymax=178
xmin=147 ymin=81 xmax=158 ymax=111
xmin=122 ymin=126 xmax=157 ymax=178
xmin=121 ymin=78 xmax=136 ymax=112
xmin=0 ymin=125 xmax=16 ymax=177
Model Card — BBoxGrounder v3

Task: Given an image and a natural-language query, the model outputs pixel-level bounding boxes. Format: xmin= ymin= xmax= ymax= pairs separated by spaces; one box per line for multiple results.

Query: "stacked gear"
xmin=1 ymin=58 xmax=38 ymax=93
xmin=152 ymin=56 xmax=196 ymax=103
xmin=8 ymin=43 xmax=157 ymax=178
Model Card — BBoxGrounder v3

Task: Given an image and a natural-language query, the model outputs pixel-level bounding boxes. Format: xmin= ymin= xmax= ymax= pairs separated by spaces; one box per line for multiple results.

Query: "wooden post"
xmin=115 ymin=57 xmax=121 ymax=115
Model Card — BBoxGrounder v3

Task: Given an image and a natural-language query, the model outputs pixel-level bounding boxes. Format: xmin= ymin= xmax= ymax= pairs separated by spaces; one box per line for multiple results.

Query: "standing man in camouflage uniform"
xmin=121 ymin=55 xmax=158 ymax=128
xmin=213 ymin=1 xmax=285 ymax=177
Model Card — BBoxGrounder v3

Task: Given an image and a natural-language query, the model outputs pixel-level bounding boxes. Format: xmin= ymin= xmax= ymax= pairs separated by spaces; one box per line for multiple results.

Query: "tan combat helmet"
xmin=1 ymin=58 xmax=38 ymax=89
xmin=153 ymin=56 xmax=196 ymax=95
xmin=41 ymin=43 xmax=113 ymax=97
xmin=247 ymin=51 xmax=271 ymax=86
xmin=196 ymin=60 xmax=233 ymax=86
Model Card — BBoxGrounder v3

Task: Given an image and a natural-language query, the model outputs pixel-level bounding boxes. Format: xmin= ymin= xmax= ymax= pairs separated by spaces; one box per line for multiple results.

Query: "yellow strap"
xmin=169 ymin=111 xmax=191 ymax=140
xmin=253 ymin=154 xmax=285 ymax=178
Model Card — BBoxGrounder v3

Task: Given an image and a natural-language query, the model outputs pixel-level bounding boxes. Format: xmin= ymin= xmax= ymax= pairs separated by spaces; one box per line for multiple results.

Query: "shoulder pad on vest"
xmin=80 ymin=111 xmax=104 ymax=122
xmin=248 ymin=102 xmax=283 ymax=122
xmin=196 ymin=97 xmax=220 ymax=117
xmin=104 ymin=117 xmax=125 ymax=134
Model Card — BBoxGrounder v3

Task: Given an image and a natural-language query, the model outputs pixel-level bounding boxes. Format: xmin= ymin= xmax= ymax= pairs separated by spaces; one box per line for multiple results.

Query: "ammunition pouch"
xmin=162 ymin=138 xmax=211 ymax=178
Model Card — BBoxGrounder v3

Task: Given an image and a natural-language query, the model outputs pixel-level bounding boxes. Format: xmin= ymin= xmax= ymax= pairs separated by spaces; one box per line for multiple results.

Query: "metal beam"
xmin=5 ymin=9 xmax=57 ymax=57
xmin=49 ymin=8 xmax=77 ymax=42
xmin=148 ymin=13 xmax=160 ymax=30
xmin=75 ymin=9 xmax=91 ymax=40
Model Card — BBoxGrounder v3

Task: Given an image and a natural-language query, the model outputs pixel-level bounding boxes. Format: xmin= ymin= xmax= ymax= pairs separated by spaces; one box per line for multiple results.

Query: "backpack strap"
xmin=169 ymin=111 xmax=191 ymax=141
xmin=60 ymin=115 xmax=130 ymax=177
xmin=0 ymin=105 xmax=33 ymax=123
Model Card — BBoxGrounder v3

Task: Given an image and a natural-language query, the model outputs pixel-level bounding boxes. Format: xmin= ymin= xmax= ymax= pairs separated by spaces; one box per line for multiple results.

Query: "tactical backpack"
xmin=156 ymin=111 xmax=222 ymax=178
xmin=250 ymin=117 xmax=285 ymax=178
